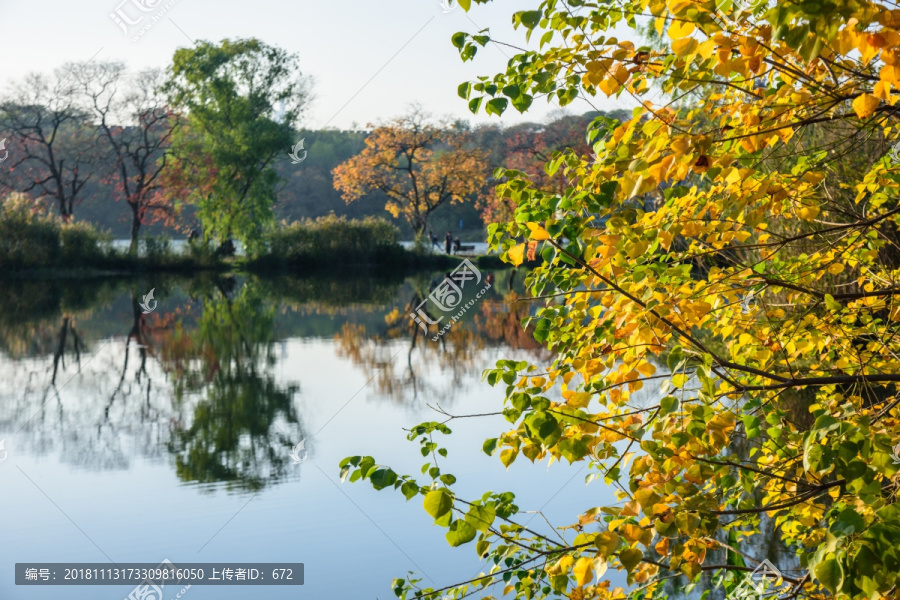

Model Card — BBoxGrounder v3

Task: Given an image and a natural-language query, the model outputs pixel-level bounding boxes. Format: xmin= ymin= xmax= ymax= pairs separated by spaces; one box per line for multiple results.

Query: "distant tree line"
xmin=0 ymin=36 xmax=629 ymax=251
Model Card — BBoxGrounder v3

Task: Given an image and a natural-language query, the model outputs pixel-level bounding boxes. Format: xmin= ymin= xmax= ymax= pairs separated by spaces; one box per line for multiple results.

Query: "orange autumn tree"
xmin=339 ymin=1 xmax=900 ymax=600
xmin=333 ymin=110 xmax=488 ymax=240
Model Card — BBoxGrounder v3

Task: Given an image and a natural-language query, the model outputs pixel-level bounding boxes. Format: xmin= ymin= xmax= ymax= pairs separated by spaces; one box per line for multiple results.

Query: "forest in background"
xmin=27 ymin=110 xmax=629 ymax=241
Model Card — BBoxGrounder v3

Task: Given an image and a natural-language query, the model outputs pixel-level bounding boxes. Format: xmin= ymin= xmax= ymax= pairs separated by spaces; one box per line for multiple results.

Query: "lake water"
xmin=0 ymin=270 xmax=668 ymax=599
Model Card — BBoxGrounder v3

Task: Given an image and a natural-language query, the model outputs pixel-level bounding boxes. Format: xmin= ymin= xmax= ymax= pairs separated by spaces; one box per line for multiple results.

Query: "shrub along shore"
xmin=0 ymin=202 xmax=505 ymax=276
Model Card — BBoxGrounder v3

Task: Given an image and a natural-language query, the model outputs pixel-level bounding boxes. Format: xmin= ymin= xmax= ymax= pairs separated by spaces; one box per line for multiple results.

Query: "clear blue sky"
xmin=0 ymin=0 xmax=636 ymax=129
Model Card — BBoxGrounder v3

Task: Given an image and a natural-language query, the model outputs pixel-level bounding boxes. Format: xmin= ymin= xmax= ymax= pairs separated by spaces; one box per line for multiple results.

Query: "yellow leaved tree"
xmin=342 ymin=1 xmax=900 ymax=600
xmin=333 ymin=109 xmax=488 ymax=241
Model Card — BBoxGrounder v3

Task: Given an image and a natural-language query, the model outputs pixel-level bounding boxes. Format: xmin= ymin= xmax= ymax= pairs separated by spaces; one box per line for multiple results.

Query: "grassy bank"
xmin=0 ymin=206 xmax=506 ymax=276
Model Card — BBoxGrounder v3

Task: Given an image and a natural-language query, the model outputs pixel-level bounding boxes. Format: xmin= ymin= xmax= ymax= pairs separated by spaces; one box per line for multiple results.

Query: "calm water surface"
xmin=0 ymin=271 xmax=654 ymax=599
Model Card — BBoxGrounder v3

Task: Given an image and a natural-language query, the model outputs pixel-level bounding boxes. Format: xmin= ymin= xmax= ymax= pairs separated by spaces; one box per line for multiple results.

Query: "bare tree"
xmin=73 ymin=62 xmax=179 ymax=253
xmin=0 ymin=68 xmax=99 ymax=221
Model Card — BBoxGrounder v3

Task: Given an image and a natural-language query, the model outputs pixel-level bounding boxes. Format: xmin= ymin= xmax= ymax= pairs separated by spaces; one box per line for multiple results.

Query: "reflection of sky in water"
xmin=0 ymin=276 xmax=640 ymax=600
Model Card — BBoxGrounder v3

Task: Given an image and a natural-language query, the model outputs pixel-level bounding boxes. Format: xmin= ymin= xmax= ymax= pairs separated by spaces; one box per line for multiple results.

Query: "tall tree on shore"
xmin=333 ymin=109 xmax=489 ymax=241
xmin=74 ymin=62 xmax=179 ymax=254
xmin=0 ymin=69 xmax=99 ymax=221
xmin=162 ymin=38 xmax=310 ymax=253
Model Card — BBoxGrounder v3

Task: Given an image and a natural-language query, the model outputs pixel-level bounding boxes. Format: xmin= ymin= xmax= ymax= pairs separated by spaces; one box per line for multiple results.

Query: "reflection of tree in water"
xmin=160 ymin=280 xmax=304 ymax=492
xmin=0 ymin=278 xmax=122 ymax=358
xmin=334 ymin=277 xmax=548 ymax=405
xmin=0 ymin=276 xmax=305 ymax=490
xmin=472 ymin=290 xmax=543 ymax=352
xmin=169 ymin=372 xmax=300 ymax=492
xmin=0 ymin=272 xmax=541 ymax=486
xmin=0 ymin=282 xmax=177 ymax=471
xmin=260 ymin=273 xmax=406 ymax=315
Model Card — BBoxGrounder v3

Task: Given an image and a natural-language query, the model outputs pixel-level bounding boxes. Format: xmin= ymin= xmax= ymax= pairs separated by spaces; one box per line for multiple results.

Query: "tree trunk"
xmin=413 ymin=220 xmax=428 ymax=253
xmin=129 ymin=202 xmax=141 ymax=255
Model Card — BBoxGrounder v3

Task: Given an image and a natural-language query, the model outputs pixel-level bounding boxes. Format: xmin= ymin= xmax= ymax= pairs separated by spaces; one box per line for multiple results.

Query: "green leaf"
xmin=501 ymin=84 xmax=520 ymax=99
xmin=465 ymin=504 xmax=496 ymax=532
xmin=814 ymin=558 xmax=844 ymax=593
xmin=401 ymin=481 xmax=419 ymax=501
xmin=446 ymin=518 xmax=477 ymax=546
xmin=519 ymin=10 xmax=542 ymax=28
xmin=742 ymin=414 xmax=761 ymax=438
xmin=423 ymin=489 xmax=453 ymax=521
xmin=831 ymin=508 xmax=864 ymax=536
xmin=660 ymin=396 xmax=679 ymax=415
xmin=485 ymin=98 xmax=509 ymax=116
xmin=369 ymin=468 xmax=397 ymax=490
xmin=666 ymin=346 xmax=684 ymax=371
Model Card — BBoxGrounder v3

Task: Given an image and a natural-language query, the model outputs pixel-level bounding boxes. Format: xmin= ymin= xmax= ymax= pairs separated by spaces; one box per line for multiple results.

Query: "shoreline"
xmin=0 ymin=248 xmax=511 ymax=279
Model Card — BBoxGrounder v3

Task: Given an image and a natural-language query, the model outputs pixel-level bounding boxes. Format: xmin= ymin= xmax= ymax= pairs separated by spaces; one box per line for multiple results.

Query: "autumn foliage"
xmin=342 ymin=1 xmax=900 ymax=600
xmin=333 ymin=110 xmax=489 ymax=237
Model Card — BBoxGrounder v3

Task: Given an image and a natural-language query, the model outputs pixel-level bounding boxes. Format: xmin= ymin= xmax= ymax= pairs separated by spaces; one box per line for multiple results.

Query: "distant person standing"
xmin=429 ymin=230 xmax=440 ymax=250
xmin=445 ymin=231 xmax=453 ymax=254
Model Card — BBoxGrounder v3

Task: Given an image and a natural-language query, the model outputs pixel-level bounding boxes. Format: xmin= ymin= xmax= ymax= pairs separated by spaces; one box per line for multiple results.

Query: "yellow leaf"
xmin=568 ymin=391 xmax=592 ymax=409
xmin=667 ymin=20 xmax=695 ymax=39
xmin=681 ymin=560 xmax=701 ymax=580
xmin=527 ymin=222 xmax=551 ymax=240
xmin=798 ymin=204 xmax=820 ymax=220
xmin=621 ymin=499 xmax=640 ymax=516
xmin=636 ymin=362 xmax=657 ymax=377
xmin=595 ymin=531 xmax=620 ymax=557
xmin=672 ymin=37 xmax=698 ymax=57
xmin=599 ymin=76 xmax=620 ymax=96
xmin=655 ymin=537 xmax=670 ymax=556
xmin=574 ymin=557 xmax=594 ymax=586
xmin=622 ymin=523 xmax=646 ymax=544
xmin=500 ymin=448 xmax=517 ymax=468
xmin=698 ymin=39 xmax=717 ymax=59
xmin=508 ymin=243 xmax=526 ymax=266
xmin=852 ymin=93 xmax=880 ymax=119
xmin=874 ymin=80 xmax=895 ymax=103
